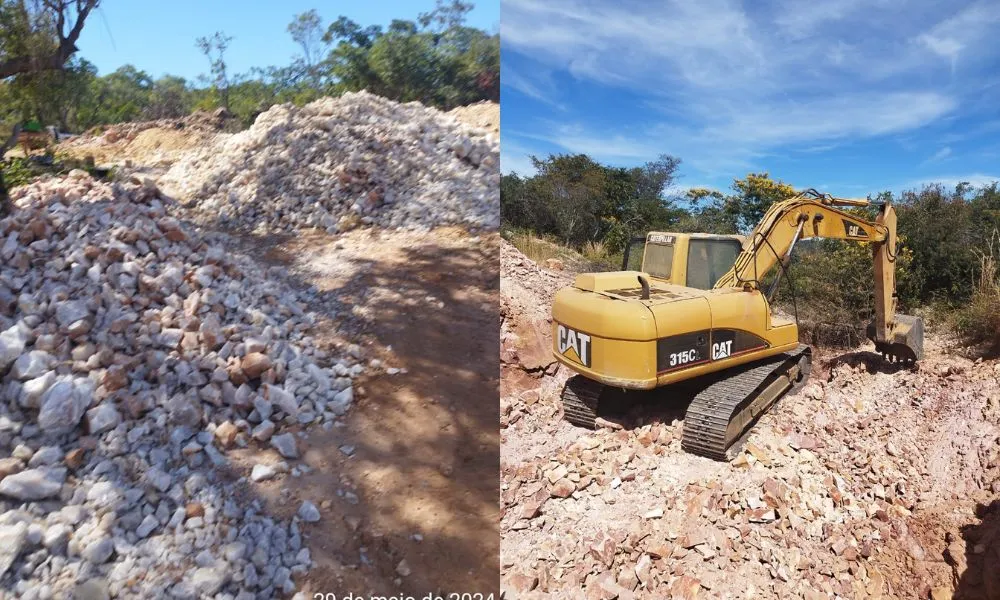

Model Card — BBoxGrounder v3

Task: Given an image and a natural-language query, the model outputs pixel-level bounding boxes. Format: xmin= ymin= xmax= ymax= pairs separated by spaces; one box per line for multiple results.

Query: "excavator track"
xmin=560 ymin=375 xmax=604 ymax=429
xmin=682 ymin=345 xmax=811 ymax=461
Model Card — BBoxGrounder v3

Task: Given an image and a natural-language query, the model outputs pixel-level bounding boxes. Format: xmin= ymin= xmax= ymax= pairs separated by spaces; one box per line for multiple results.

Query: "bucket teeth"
xmin=867 ymin=314 xmax=924 ymax=365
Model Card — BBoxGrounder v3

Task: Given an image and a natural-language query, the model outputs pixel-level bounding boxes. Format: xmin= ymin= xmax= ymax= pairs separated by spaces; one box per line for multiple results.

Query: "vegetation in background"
xmin=1 ymin=153 xmax=111 ymax=188
xmin=505 ymin=228 xmax=618 ymax=273
xmin=500 ymin=153 xmax=685 ymax=252
xmin=953 ymin=230 xmax=1000 ymax=352
xmin=0 ymin=0 xmax=498 ymax=133
xmin=501 ymin=153 xmax=1000 ymax=351
xmin=195 ymin=32 xmax=234 ymax=113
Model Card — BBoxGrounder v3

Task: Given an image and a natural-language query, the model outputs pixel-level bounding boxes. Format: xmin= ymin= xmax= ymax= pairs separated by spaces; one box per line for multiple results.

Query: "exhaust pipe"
xmin=637 ymin=275 xmax=650 ymax=300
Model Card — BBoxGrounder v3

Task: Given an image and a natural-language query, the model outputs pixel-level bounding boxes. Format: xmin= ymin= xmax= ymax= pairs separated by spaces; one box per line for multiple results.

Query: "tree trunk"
xmin=0 ymin=170 xmax=10 ymax=217
xmin=0 ymin=124 xmax=23 ymax=159
xmin=0 ymin=0 xmax=99 ymax=79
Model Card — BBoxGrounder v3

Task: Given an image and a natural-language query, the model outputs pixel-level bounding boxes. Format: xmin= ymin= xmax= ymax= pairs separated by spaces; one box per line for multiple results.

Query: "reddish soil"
xmin=234 ymin=227 xmax=500 ymax=597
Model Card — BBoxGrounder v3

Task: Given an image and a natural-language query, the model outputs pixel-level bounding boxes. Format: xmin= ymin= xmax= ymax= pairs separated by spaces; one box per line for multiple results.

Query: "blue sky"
xmin=501 ymin=0 xmax=1000 ymax=197
xmin=76 ymin=0 xmax=500 ymax=81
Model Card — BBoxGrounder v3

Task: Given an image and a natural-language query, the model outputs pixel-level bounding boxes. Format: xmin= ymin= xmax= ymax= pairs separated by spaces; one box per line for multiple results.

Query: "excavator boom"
xmin=714 ymin=189 xmax=923 ymax=362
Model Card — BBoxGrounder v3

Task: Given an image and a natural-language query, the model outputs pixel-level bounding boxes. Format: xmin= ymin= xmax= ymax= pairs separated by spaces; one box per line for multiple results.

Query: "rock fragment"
xmin=271 ymin=433 xmax=299 ymax=459
xmin=0 ymin=467 xmax=65 ymax=500
xmin=298 ymin=501 xmax=320 ymax=522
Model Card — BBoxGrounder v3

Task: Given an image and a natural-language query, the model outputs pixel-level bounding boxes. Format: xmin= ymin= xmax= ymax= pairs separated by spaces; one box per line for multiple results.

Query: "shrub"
xmin=953 ymin=231 xmax=1000 ymax=351
xmin=1 ymin=156 xmax=43 ymax=188
xmin=772 ymin=237 xmax=916 ymax=347
xmin=581 ymin=240 xmax=619 ymax=271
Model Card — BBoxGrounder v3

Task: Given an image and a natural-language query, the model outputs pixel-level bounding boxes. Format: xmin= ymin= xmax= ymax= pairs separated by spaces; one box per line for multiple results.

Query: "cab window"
xmin=642 ymin=243 xmax=674 ymax=279
xmin=686 ymin=239 xmax=742 ymax=289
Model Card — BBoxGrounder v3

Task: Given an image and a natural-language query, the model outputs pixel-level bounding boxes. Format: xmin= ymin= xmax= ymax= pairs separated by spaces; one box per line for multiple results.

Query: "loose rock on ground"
xmin=500 ymin=242 xmax=1000 ymax=599
xmin=0 ymin=171 xmax=362 ymax=598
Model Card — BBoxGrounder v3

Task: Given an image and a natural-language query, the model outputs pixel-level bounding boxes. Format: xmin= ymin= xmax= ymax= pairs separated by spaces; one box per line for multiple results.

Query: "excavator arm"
xmin=714 ymin=189 xmax=924 ymax=363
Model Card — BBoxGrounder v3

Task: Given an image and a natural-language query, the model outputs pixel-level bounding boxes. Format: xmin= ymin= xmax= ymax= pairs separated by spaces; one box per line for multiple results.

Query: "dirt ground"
xmin=227 ymin=227 xmax=501 ymax=597
xmin=500 ymin=241 xmax=1000 ymax=599
xmin=448 ymin=102 xmax=500 ymax=134
xmin=57 ymin=126 xmax=218 ymax=168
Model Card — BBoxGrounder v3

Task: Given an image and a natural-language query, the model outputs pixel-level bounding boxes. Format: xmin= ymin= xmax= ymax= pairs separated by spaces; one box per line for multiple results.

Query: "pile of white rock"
xmin=0 ymin=171 xmax=362 ymax=598
xmin=162 ymin=91 xmax=499 ymax=234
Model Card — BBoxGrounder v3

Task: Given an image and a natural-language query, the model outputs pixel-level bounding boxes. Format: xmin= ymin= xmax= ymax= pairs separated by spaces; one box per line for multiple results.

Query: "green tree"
xmin=196 ymin=31 xmax=234 ymax=112
xmin=367 ymin=21 xmax=438 ymax=103
xmin=726 ymin=172 xmax=797 ymax=233
xmin=500 ymin=153 xmax=682 ymax=251
xmin=146 ymin=75 xmax=191 ymax=120
xmin=0 ymin=0 xmax=99 ymax=79
xmin=896 ymin=184 xmax=977 ymax=302
xmin=288 ymin=10 xmax=325 ymax=70
xmin=323 ymin=17 xmax=382 ymax=93
xmin=674 ymin=188 xmax=737 ymax=234
xmin=78 ymin=64 xmax=153 ymax=126
xmin=418 ymin=0 xmax=474 ymax=32
xmin=320 ymin=4 xmax=497 ymax=109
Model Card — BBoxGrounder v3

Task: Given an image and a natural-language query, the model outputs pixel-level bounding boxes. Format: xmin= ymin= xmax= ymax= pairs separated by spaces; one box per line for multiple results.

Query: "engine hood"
xmin=573 ymin=271 xmax=708 ymax=307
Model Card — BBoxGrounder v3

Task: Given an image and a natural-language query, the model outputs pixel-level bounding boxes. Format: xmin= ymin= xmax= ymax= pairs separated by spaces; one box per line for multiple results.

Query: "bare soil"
xmin=235 ymin=227 xmax=501 ymax=597
xmin=57 ymin=126 xmax=218 ymax=168
xmin=448 ymin=102 xmax=500 ymax=134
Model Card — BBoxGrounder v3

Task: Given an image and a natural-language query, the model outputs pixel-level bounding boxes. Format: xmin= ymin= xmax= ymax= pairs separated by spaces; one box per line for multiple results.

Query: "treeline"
xmin=501 ymin=154 xmax=1000 ymax=348
xmin=0 ymin=1 xmax=498 ymax=132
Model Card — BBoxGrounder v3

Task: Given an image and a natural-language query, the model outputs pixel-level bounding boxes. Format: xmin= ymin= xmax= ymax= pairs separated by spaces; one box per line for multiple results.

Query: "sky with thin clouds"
xmin=500 ymin=0 xmax=1000 ymax=196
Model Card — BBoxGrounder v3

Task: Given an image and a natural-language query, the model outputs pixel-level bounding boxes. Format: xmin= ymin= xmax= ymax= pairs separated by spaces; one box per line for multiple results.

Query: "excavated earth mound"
xmin=161 ymin=91 xmax=499 ymax=234
xmin=0 ymin=171 xmax=364 ymax=598
xmin=448 ymin=101 xmax=499 ymax=134
xmin=500 ymin=252 xmax=1000 ymax=599
xmin=57 ymin=109 xmax=233 ymax=168
xmin=500 ymin=239 xmax=572 ymax=372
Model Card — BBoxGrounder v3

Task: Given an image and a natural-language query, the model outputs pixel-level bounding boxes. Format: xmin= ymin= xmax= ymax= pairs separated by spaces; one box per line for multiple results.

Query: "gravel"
xmin=0 ymin=172 xmax=360 ymax=597
xmin=162 ymin=91 xmax=498 ymax=233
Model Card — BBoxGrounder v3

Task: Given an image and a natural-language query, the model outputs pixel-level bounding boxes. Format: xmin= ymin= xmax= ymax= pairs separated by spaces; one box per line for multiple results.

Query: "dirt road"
xmin=236 ymin=227 xmax=501 ymax=597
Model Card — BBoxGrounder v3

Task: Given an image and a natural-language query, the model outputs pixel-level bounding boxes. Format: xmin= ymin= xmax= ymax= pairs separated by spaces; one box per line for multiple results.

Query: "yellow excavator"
xmin=551 ymin=189 xmax=924 ymax=459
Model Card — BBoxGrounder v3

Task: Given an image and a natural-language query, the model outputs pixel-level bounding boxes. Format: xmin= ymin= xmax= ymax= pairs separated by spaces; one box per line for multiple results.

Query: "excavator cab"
xmin=621 ymin=232 xmax=746 ymax=290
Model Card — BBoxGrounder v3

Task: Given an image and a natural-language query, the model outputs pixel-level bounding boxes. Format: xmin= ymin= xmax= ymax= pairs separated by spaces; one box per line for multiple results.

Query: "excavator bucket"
xmin=866 ymin=314 xmax=924 ymax=364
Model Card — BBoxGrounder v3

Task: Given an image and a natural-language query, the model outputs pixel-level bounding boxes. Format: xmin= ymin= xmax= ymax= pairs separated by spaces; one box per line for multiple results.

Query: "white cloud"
xmin=512 ymin=124 xmax=663 ymax=162
xmin=772 ymin=0 xmax=867 ymax=37
xmin=502 ymin=0 xmax=765 ymax=91
xmin=902 ymin=173 xmax=1000 ymax=191
xmin=500 ymin=67 xmax=566 ymax=110
xmin=919 ymin=34 xmax=963 ymax=64
xmin=697 ymin=92 xmax=955 ymax=146
xmin=923 ymin=146 xmax=953 ymax=164
xmin=916 ymin=2 xmax=1000 ymax=71
xmin=501 ymin=0 xmax=1000 ymax=184
xmin=506 ymin=91 xmax=954 ymax=177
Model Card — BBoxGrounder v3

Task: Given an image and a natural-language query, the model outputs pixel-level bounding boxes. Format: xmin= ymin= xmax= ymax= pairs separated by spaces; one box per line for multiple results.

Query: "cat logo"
xmin=557 ymin=324 xmax=591 ymax=367
xmin=648 ymin=233 xmax=675 ymax=244
xmin=842 ymin=219 xmax=866 ymax=238
xmin=712 ymin=340 xmax=732 ymax=360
